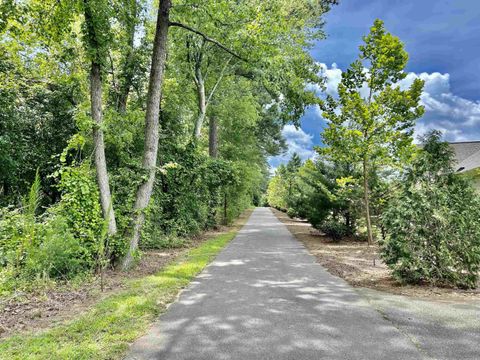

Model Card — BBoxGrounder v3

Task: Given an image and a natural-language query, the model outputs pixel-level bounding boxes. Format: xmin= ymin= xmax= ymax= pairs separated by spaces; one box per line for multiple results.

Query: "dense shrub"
xmin=0 ymin=172 xmax=96 ymax=292
xmin=319 ymin=219 xmax=349 ymax=241
xmin=0 ymin=208 xmax=27 ymax=270
xmin=286 ymin=207 xmax=298 ymax=218
xmin=266 ymin=175 xmax=288 ymax=211
xmin=144 ymin=145 xmax=219 ymax=237
xmin=24 ymin=215 xmax=87 ymax=279
xmin=381 ymin=132 xmax=480 ymax=289
xmin=56 ymin=163 xmax=107 ymax=263
xmin=267 ymin=155 xmax=362 ymax=237
xmin=140 ymin=145 xmax=255 ymax=249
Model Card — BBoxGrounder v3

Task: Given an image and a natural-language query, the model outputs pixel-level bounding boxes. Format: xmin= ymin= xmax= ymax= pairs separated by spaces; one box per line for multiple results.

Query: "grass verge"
xmin=0 ymin=220 xmax=247 ymax=360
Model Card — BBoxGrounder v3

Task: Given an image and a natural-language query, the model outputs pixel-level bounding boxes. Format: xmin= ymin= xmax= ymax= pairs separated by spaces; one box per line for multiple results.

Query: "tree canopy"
xmin=0 ymin=0 xmax=336 ymax=290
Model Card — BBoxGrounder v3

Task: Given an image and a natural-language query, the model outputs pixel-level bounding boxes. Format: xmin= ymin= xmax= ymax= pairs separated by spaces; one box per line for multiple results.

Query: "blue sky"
xmin=269 ymin=0 xmax=480 ymax=169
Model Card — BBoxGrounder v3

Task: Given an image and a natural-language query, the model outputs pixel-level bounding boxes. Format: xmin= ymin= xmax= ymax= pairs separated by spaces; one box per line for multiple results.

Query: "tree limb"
xmin=206 ymin=55 xmax=233 ymax=106
xmin=169 ymin=21 xmax=247 ymax=62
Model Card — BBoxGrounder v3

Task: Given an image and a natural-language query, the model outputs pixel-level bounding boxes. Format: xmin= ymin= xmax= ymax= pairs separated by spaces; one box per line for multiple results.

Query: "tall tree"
xmin=122 ymin=0 xmax=172 ymax=269
xmin=382 ymin=131 xmax=480 ymax=289
xmin=169 ymin=0 xmax=337 ymax=141
xmin=82 ymin=0 xmax=118 ymax=235
xmin=286 ymin=152 xmax=302 ymax=198
xmin=321 ymin=19 xmax=424 ymax=245
xmin=185 ymin=39 xmax=234 ymax=139
xmin=122 ymin=0 xmax=242 ymax=267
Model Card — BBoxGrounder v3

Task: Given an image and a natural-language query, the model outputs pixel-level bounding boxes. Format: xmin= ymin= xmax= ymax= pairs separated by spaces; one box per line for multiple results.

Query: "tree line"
xmin=0 ymin=0 xmax=337 ymax=291
xmin=267 ymin=20 xmax=480 ymax=289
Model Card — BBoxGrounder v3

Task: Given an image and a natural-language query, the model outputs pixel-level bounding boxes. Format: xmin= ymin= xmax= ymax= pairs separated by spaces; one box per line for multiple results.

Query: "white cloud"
xmin=317 ymin=63 xmax=480 ymax=142
xmin=281 ymin=124 xmax=316 ymax=160
xmin=399 ymin=72 xmax=480 ymax=141
xmin=270 ymin=63 xmax=480 ymax=169
xmin=413 ymin=122 xmax=467 ymax=144
xmin=319 ymin=62 xmax=342 ymax=96
xmin=268 ymin=125 xmax=316 ymax=168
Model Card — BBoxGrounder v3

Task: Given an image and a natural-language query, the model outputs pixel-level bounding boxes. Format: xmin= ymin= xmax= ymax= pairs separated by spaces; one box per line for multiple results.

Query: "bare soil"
xmin=0 ymin=210 xmax=252 ymax=338
xmin=271 ymin=208 xmax=480 ymax=303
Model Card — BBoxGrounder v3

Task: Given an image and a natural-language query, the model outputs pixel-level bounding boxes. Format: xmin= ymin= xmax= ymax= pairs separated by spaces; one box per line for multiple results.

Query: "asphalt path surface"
xmin=126 ymin=207 xmax=478 ymax=360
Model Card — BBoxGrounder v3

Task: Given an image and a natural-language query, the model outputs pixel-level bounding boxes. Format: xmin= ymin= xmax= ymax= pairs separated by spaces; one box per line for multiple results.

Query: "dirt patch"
xmin=271 ymin=208 xmax=480 ymax=302
xmin=0 ymin=210 xmax=252 ymax=338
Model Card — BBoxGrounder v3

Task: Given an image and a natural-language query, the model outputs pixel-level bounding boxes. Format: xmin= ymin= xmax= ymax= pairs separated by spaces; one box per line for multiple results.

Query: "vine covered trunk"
xmin=90 ymin=62 xmax=117 ymax=235
xmin=83 ymin=0 xmax=118 ymax=236
xmin=122 ymin=0 xmax=171 ymax=269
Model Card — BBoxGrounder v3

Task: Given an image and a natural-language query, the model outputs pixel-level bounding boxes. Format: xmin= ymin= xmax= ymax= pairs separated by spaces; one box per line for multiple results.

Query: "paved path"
xmin=357 ymin=287 xmax=480 ymax=360
xmin=126 ymin=208 xmax=424 ymax=359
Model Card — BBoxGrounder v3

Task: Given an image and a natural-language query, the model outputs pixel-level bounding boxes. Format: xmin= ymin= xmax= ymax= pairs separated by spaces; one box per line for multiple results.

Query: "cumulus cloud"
xmin=269 ymin=63 xmax=480 ymax=169
xmin=319 ymin=63 xmax=343 ymax=96
xmin=317 ymin=63 xmax=480 ymax=142
xmin=281 ymin=125 xmax=316 ymax=159
xmin=268 ymin=125 xmax=316 ymax=170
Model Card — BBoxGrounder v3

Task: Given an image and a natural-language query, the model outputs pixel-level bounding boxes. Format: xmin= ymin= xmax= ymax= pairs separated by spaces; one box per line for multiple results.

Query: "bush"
xmin=260 ymin=194 xmax=269 ymax=207
xmin=0 ymin=209 xmax=90 ymax=292
xmin=319 ymin=219 xmax=349 ymax=241
xmin=56 ymin=163 xmax=104 ymax=262
xmin=287 ymin=207 xmax=298 ymax=219
xmin=25 ymin=215 xmax=87 ymax=279
xmin=381 ymin=131 xmax=480 ymax=289
xmin=0 ymin=207 xmax=27 ymax=269
xmin=0 ymin=168 xmax=101 ymax=292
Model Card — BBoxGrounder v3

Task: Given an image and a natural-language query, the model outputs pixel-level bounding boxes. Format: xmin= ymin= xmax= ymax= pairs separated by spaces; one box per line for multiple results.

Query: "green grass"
xmin=0 ymin=230 xmax=240 ymax=360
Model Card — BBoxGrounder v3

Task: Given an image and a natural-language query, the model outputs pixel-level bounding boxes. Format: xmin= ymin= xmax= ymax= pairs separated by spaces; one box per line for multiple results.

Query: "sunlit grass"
xmin=0 ymin=230 xmax=238 ymax=360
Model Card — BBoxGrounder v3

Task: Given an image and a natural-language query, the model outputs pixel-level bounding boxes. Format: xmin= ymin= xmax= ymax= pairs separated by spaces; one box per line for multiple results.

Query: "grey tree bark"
xmin=84 ymin=1 xmax=117 ymax=236
xmin=122 ymin=0 xmax=171 ymax=269
xmin=193 ymin=64 xmax=207 ymax=138
xmin=192 ymin=56 xmax=232 ymax=139
xmin=91 ymin=63 xmax=117 ymax=235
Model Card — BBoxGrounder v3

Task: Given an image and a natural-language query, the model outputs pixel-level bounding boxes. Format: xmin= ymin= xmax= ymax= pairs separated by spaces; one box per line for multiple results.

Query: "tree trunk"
xmin=83 ymin=0 xmax=118 ymax=236
xmin=193 ymin=56 xmax=231 ymax=139
xmin=117 ymin=46 xmax=135 ymax=113
xmin=363 ymin=157 xmax=373 ymax=246
xmin=207 ymin=114 xmax=218 ymax=225
xmin=91 ymin=63 xmax=117 ymax=235
xmin=209 ymin=115 xmax=218 ymax=158
xmin=193 ymin=66 xmax=206 ymax=138
xmin=122 ymin=0 xmax=171 ymax=270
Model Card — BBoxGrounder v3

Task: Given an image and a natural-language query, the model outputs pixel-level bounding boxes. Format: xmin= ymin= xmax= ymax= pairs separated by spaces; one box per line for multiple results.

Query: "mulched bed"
xmin=271 ymin=208 xmax=480 ymax=303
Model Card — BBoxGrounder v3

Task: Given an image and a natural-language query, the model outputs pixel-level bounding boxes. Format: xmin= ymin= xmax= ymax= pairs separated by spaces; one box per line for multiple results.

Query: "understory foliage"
xmin=381 ymin=132 xmax=480 ymax=289
xmin=0 ymin=170 xmax=96 ymax=291
xmin=0 ymin=0 xmax=336 ymax=292
xmin=267 ymin=153 xmax=361 ymax=241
